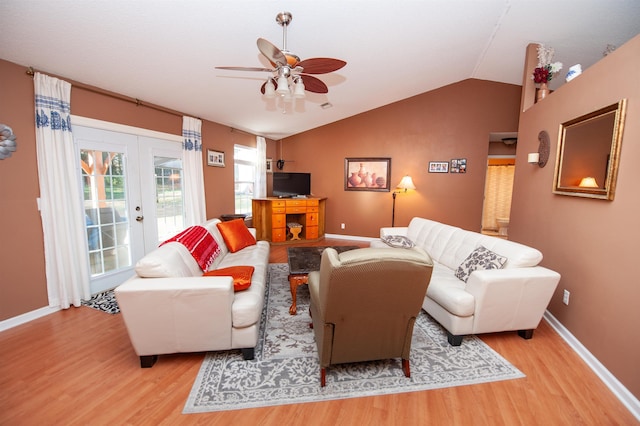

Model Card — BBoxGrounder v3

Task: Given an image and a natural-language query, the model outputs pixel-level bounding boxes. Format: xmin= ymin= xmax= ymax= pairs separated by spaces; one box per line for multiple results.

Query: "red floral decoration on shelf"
xmin=533 ymin=66 xmax=551 ymax=84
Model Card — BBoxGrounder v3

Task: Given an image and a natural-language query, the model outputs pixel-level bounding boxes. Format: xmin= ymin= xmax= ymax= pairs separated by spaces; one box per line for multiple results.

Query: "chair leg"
xmin=320 ymin=367 xmax=326 ymax=387
xmin=402 ymin=358 xmax=411 ymax=378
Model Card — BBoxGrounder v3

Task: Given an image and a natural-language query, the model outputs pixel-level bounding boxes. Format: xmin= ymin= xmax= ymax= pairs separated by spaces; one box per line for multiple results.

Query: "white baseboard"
xmin=544 ymin=311 xmax=640 ymax=421
xmin=0 ymin=305 xmax=60 ymax=332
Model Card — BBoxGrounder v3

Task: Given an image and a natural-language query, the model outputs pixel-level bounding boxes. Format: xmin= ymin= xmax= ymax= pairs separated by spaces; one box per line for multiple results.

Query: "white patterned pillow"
xmin=381 ymin=235 xmax=415 ymax=249
xmin=455 ymin=245 xmax=507 ymax=282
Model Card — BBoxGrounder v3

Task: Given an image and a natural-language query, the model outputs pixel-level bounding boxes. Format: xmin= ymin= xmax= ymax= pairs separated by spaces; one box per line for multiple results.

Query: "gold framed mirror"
xmin=553 ymin=99 xmax=627 ymax=200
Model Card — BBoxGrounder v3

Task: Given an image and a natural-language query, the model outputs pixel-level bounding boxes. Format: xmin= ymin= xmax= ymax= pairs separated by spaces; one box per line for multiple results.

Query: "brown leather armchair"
xmin=308 ymin=246 xmax=433 ymax=387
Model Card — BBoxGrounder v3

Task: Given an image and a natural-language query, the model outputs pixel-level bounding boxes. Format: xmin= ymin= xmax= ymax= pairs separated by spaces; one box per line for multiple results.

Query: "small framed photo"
xmin=428 ymin=161 xmax=449 ymax=173
xmin=450 ymin=158 xmax=467 ymax=173
xmin=345 ymin=157 xmax=391 ymax=191
xmin=266 ymin=158 xmax=273 ymax=173
xmin=207 ymin=149 xmax=225 ymax=167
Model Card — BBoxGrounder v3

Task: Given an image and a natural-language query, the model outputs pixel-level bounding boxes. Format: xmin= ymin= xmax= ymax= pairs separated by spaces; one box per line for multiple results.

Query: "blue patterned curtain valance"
xmin=35 ymin=94 xmax=72 ymax=131
xmin=182 ymin=129 xmax=202 ymax=152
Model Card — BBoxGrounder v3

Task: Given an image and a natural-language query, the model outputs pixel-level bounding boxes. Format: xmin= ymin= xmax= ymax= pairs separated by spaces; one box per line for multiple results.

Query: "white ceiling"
xmin=2 ymin=1 xmax=639 ymax=140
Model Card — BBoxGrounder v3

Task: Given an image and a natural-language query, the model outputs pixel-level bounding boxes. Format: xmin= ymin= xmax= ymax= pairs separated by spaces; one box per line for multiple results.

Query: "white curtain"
xmin=482 ymin=165 xmax=515 ymax=230
xmin=182 ymin=116 xmax=206 ymax=226
xmin=255 ymin=136 xmax=267 ymax=198
xmin=34 ymin=73 xmax=91 ymax=308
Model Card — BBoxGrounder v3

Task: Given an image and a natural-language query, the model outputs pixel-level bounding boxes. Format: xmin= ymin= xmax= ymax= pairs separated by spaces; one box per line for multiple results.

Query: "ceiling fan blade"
xmin=297 ymin=58 xmax=346 ymax=74
xmin=216 ymin=66 xmax=274 ymax=72
xmin=300 ymin=74 xmax=328 ymax=94
xmin=257 ymin=38 xmax=286 ymax=67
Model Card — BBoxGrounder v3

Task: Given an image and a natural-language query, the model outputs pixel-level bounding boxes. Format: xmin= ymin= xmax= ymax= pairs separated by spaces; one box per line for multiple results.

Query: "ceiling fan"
xmin=215 ymin=12 xmax=346 ymax=97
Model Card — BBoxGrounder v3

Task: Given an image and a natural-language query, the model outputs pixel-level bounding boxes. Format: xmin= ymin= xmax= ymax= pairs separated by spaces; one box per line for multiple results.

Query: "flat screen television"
xmin=272 ymin=172 xmax=311 ymax=197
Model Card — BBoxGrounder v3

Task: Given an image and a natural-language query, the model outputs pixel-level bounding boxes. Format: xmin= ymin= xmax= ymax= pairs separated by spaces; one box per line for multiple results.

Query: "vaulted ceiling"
xmin=1 ymin=1 xmax=639 ymax=139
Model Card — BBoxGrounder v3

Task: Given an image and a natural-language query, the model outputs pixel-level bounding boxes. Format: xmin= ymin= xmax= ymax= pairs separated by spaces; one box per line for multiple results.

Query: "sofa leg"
xmin=241 ymin=347 xmax=255 ymax=360
xmin=140 ymin=355 xmax=158 ymax=368
xmin=320 ymin=367 xmax=326 ymax=387
xmin=518 ymin=329 xmax=534 ymax=340
xmin=447 ymin=332 xmax=463 ymax=346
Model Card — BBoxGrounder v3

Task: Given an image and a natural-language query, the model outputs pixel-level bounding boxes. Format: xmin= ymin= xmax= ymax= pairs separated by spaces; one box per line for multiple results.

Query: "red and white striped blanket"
xmin=160 ymin=225 xmax=220 ymax=271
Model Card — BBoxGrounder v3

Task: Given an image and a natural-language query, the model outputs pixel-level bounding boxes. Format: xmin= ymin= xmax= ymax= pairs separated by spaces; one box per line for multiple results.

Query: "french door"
xmin=74 ymin=124 xmax=184 ymax=294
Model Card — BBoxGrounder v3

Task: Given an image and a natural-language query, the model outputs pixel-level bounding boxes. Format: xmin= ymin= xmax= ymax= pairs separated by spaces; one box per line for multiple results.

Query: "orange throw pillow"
xmin=204 ymin=266 xmax=255 ymax=292
xmin=217 ymin=219 xmax=257 ymax=253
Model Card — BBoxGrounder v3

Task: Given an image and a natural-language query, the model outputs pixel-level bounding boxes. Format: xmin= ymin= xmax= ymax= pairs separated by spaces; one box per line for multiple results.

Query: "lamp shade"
xmin=579 ymin=177 xmax=599 ymax=188
xmin=293 ymin=78 xmax=305 ymax=98
xmin=264 ymin=78 xmax=276 ymax=97
xmin=396 ymin=175 xmax=416 ymax=191
xmin=276 ymin=75 xmax=289 ymax=95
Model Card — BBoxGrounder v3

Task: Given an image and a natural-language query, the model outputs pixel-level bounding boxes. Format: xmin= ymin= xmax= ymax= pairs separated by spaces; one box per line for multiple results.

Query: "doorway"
xmin=481 ymin=157 xmax=515 ymax=238
xmin=74 ymin=123 xmax=184 ymax=294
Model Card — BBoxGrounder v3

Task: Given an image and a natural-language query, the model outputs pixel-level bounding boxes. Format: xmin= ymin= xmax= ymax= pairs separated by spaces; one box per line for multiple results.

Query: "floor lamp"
xmin=392 ymin=175 xmax=416 ymax=227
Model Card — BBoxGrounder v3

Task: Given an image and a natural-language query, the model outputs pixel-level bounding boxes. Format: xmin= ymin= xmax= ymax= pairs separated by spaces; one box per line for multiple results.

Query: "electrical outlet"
xmin=341 ymin=223 xmax=346 ymax=229
xmin=563 ymin=289 xmax=570 ymax=305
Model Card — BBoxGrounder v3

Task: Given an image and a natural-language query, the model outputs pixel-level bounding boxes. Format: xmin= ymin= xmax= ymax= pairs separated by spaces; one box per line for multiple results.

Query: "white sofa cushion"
xmin=426 ymin=263 xmax=475 ymax=317
xmin=135 ymin=242 xmax=201 ymax=278
xmin=216 ymin=240 xmax=270 ymax=328
xmin=406 ymin=217 xmax=542 ymax=269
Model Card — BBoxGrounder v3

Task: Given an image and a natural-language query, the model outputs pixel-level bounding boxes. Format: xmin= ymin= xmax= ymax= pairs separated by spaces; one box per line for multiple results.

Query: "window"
xmin=234 ymin=145 xmax=256 ymax=215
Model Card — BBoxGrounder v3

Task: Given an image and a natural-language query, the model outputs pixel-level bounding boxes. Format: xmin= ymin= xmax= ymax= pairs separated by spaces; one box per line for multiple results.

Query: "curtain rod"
xmin=26 ymin=66 xmax=197 ymax=120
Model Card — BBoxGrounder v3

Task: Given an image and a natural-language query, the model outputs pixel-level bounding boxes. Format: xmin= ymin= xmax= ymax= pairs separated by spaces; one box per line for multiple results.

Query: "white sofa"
xmin=370 ymin=217 xmax=561 ymax=345
xmin=114 ymin=218 xmax=270 ymax=367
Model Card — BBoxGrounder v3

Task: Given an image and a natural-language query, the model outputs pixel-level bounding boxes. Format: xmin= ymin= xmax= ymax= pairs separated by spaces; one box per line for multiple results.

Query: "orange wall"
xmin=511 ymin=37 xmax=640 ymax=398
xmin=0 ymin=59 xmax=262 ymax=319
xmin=280 ymin=79 xmax=521 ymax=237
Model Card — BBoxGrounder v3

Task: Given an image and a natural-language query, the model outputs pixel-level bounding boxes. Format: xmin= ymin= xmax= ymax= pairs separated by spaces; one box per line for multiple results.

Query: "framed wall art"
xmin=428 ymin=161 xmax=449 ymax=173
xmin=450 ymin=158 xmax=467 ymax=173
xmin=344 ymin=157 xmax=391 ymax=191
xmin=207 ymin=149 xmax=225 ymax=167
xmin=266 ymin=158 xmax=273 ymax=173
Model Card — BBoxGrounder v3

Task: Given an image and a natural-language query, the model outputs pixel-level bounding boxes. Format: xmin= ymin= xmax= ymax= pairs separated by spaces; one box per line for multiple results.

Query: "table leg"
xmin=288 ymin=274 xmax=309 ymax=315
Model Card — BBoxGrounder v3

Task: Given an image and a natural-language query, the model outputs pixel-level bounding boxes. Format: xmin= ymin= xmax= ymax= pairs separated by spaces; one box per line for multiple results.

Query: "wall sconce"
xmin=392 ymin=175 xmax=416 ymax=227
xmin=528 ymin=152 xmax=540 ymax=164
xmin=528 ymin=130 xmax=550 ymax=168
xmin=0 ymin=124 xmax=17 ymax=160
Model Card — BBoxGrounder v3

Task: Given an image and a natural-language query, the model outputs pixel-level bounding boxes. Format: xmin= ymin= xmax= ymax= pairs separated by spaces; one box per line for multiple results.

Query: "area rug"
xmin=183 ymin=264 xmax=524 ymax=413
xmin=81 ymin=289 xmax=120 ymax=314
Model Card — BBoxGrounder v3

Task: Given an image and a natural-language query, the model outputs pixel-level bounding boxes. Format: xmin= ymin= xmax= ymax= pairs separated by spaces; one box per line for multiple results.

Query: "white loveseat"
xmin=114 ymin=218 xmax=270 ymax=367
xmin=370 ymin=217 xmax=561 ymax=345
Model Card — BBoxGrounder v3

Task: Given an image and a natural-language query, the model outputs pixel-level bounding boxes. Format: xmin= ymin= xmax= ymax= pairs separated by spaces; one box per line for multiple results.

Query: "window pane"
xmin=155 ymin=156 xmax=184 ymax=242
xmin=81 ymin=150 xmax=132 ymax=278
xmin=234 ymin=145 xmax=256 ymax=215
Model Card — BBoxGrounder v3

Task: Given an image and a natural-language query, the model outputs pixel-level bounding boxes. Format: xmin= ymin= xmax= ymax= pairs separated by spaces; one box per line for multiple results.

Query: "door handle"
xmin=136 ymin=216 xmax=144 ymax=222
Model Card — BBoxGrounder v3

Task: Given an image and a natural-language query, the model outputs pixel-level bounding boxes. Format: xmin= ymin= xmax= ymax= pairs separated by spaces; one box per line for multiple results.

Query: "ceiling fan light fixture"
xmin=293 ymin=77 xmax=305 ymax=98
xmin=264 ymin=78 xmax=276 ymax=97
xmin=276 ymin=75 xmax=289 ymax=95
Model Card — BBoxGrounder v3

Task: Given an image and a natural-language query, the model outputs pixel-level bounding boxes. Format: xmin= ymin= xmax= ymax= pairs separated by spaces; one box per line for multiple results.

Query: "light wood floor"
xmin=1 ymin=238 xmax=636 ymax=425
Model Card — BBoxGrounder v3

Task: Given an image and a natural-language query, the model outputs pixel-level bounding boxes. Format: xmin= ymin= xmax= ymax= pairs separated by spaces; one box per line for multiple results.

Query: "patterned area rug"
xmin=183 ymin=264 xmax=524 ymax=413
xmin=82 ymin=290 xmax=120 ymax=314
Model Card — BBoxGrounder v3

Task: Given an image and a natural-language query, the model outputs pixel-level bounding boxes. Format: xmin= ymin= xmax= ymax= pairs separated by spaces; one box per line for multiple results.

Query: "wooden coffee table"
xmin=286 ymin=246 xmax=360 ymax=315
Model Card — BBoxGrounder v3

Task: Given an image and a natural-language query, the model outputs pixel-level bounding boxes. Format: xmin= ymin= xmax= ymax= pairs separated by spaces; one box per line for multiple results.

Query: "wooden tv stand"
xmin=252 ymin=197 xmax=326 ymax=243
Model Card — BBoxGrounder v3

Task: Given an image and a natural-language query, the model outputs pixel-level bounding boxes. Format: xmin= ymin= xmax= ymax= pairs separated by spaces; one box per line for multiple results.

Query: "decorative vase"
xmin=348 ymin=172 xmax=361 ymax=187
xmin=363 ymin=173 xmax=373 ymax=187
xmin=357 ymin=163 xmax=367 ymax=179
xmin=536 ymin=82 xmax=550 ymax=102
